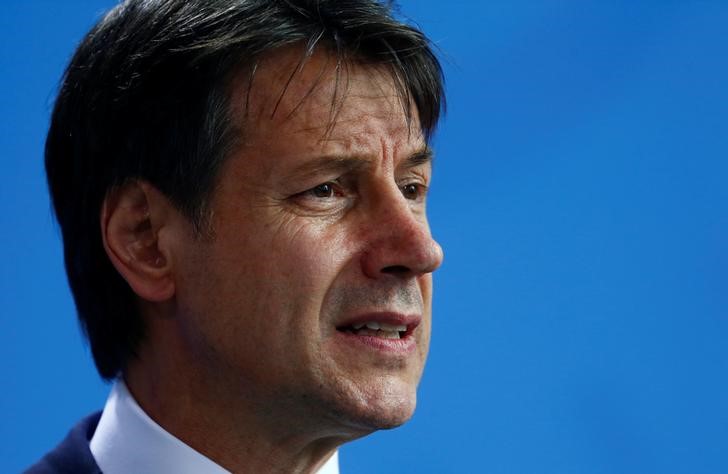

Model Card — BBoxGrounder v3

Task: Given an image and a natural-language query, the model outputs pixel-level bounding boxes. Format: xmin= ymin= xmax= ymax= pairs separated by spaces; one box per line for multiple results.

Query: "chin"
xmin=329 ymin=377 xmax=420 ymax=432
xmin=361 ymin=399 xmax=417 ymax=431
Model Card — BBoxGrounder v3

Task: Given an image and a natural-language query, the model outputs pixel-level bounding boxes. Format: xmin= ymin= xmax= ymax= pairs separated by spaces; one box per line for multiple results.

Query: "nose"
xmin=360 ymin=198 xmax=444 ymax=280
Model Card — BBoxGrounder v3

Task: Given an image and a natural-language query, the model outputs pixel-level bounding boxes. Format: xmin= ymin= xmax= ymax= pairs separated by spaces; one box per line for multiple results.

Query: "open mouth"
xmin=336 ymin=321 xmax=411 ymax=340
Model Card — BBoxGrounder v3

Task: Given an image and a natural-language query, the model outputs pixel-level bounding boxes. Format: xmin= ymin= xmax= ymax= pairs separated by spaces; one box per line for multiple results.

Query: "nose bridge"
xmin=360 ymin=185 xmax=443 ymax=278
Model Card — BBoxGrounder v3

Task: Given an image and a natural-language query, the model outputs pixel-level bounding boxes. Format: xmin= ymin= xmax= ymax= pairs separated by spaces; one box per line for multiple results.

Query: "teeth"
xmin=347 ymin=321 xmax=408 ymax=339
xmin=379 ymin=330 xmax=401 ymax=339
xmin=379 ymin=322 xmax=407 ymax=332
xmin=352 ymin=322 xmax=407 ymax=331
xmin=353 ymin=328 xmax=401 ymax=339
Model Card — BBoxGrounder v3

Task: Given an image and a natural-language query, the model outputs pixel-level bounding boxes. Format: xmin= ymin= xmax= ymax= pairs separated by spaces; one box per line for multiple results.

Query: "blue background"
xmin=2 ymin=1 xmax=727 ymax=472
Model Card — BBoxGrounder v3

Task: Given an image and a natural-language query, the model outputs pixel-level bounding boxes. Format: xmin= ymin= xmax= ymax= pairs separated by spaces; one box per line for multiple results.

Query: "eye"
xmin=291 ymin=181 xmax=348 ymax=211
xmin=309 ymin=182 xmax=336 ymax=198
xmin=401 ymin=183 xmax=426 ymax=201
xmin=289 ymin=178 xmax=354 ymax=216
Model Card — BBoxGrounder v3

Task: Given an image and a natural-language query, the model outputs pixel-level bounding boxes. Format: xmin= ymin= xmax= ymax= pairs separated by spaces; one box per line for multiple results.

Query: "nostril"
xmin=381 ymin=265 xmax=410 ymax=275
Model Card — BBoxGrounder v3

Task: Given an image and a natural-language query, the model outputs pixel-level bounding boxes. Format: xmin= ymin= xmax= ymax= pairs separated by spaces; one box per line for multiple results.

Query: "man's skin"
xmin=100 ymin=46 xmax=443 ymax=473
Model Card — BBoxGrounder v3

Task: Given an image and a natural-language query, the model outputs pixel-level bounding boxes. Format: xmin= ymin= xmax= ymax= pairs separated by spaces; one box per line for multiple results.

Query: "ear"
xmin=101 ymin=180 xmax=176 ymax=302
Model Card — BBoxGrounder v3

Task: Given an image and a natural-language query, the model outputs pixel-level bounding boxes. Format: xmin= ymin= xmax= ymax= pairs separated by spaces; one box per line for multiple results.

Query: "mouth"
xmin=336 ymin=321 xmax=413 ymax=340
xmin=334 ymin=313 xmax=420 ymax=353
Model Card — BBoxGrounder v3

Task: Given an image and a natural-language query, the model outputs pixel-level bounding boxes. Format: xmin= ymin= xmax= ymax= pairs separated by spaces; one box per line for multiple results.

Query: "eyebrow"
xmin=285 ymin=146 xmax=434 ymax=182
xmin=403 ymin=146 xmax=434 ymax=169
xmin=286 ymin=155 xmax=371 ymax=181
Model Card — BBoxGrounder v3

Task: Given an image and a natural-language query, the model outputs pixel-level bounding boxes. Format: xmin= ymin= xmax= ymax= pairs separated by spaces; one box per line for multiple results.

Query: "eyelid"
xmin=400 ymin=181 xmax=428 ymax=201
xmin=287 ymin=179 xmax=353 ymax=216
xmin=398 ymin=170 xmax=429 ymax=188
xmin=310 ymin=181 xmax=343 ymax=197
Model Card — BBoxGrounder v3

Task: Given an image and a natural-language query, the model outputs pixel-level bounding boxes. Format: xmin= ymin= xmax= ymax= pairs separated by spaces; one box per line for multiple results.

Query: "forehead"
xmin=229 ymin=46 xmax=423 ymax=154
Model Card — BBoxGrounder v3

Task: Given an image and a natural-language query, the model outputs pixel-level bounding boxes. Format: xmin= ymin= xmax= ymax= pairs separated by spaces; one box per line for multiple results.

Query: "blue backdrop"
xmin=3 ymin=1 xmax=727 ymax=472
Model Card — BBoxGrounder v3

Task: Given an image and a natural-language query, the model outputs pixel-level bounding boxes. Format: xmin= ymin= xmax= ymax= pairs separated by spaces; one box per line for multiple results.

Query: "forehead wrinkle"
xmin=239 ymin=49 xmax=419 ymax=144
xmin=280 ymin=51 xmax=337 ymax=123
xmin=289 ymin=62 xmax=405 ymax=137
xmin=230 ymin=45 xmax=428 ymax=141
xmin=289 ymin=111 xmax=401 ymax=140
xmin=230 ymin=47 xmax=330 ymax=134
xmin=229 ymin=49 xmax=426 ymax=179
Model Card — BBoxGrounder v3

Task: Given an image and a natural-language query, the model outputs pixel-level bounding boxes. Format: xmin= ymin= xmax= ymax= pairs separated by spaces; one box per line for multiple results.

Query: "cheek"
xmin=266 ymin=220 xmax=355 ymax=293
xmin=195 ymin=214 xmax=359 ymax=340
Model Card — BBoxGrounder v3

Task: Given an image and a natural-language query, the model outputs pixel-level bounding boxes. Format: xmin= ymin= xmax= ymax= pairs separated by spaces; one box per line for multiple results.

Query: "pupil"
xmin=314 ymin=183 xmax=332 ymax=197
xmin=403 ymin=184 xmax=417 ymax=199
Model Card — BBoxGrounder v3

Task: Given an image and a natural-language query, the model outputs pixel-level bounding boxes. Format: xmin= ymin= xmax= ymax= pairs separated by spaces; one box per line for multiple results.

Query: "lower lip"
xmin=334 ymin=330 xmax=417 ymax=355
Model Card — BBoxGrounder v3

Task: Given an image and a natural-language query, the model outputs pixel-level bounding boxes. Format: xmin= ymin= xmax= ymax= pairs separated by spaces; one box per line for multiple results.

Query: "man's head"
xmin=47 ymin=0 xmax=443 ymax=456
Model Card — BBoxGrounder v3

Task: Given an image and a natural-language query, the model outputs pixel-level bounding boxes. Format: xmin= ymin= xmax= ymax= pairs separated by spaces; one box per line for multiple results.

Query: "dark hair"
xmin=46 ymin=0 xmax=445 ymax=379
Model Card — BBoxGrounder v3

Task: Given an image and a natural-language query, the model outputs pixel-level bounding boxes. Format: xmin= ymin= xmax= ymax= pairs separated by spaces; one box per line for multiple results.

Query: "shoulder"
xmin=24 ymin=412 xmax=103 ymax=474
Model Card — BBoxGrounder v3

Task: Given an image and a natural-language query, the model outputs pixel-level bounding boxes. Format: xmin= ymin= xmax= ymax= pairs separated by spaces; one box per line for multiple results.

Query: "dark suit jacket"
xmin=24 ymin=412 xmax=103 ymax=474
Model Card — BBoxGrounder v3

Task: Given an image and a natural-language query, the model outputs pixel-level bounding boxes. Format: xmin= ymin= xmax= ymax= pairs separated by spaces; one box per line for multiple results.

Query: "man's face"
xmin=170 ymin=48 xmax=443 ymax=434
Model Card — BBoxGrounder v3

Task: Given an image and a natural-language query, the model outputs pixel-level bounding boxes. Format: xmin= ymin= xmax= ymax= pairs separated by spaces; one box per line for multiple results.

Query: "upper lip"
xmin=336 ymin=312 xmax=421 ymax=333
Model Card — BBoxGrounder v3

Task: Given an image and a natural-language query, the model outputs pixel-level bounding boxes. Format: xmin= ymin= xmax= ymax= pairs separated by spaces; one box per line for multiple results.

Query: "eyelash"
xmin=304 ymin=181 xmax=426 ymax=200
xmin=307 ymin=182 xmax=341 ymax=199
xmin=400 ymin=182 xmax=427 ymax=201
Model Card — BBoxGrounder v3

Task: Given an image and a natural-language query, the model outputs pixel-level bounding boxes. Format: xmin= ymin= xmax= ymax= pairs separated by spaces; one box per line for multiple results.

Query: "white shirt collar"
xmin=90 ymin=380 xmax=339 ymax=474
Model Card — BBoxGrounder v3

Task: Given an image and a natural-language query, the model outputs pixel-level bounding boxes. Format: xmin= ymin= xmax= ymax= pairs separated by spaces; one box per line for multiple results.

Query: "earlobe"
xmin=101 ymin=180 xmax=176 ymax=302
